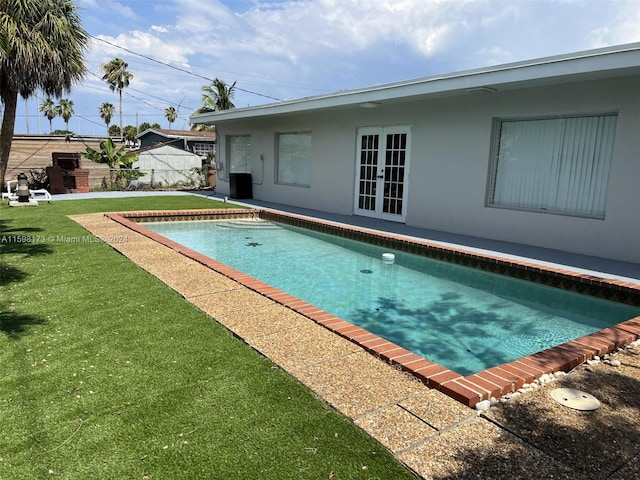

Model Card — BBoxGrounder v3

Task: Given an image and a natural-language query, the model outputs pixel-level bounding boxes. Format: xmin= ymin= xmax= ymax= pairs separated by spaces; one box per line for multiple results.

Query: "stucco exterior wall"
xmin=214 ymin=75 xmax=639 ymax=263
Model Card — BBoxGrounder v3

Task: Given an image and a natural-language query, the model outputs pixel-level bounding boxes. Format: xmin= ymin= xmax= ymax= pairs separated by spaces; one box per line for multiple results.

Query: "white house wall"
xmin=215 ymin=75 xmax=639 ymax=263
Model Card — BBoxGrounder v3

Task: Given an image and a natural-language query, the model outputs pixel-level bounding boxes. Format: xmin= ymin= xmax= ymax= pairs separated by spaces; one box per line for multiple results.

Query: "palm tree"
xmin=0 ymin=0 xmax=89 ymax=187
xmin=190 ymin=78 xmax=235 ymax=131
xmin=201 ymin=78 xmax=236 ymax=111
xmin=39 ymin=97 xmax=57 ymax=133
xmin=138 ymin=122 xmax=161 ymax=135
xmin=191 ymin=123 xmax=215 ymax=132
xmin=56 ymin=98 xmax=74 ymax=132
xmin=108 ymin=124 xmax=121 ymax=138
xmin=122 ymin=125 xmax=137 ymax=145
xmin=164 ymin=106 xmax=177 ymax=129
xmin=101 ymin=57 xmax=133 ymax=141
xmin=98 ymin=102 xmax=115 ymax=136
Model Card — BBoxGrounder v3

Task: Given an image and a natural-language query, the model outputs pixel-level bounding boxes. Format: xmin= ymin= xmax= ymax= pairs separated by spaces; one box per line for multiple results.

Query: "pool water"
xmin=145 ymin=219 xmax=640 ymax=376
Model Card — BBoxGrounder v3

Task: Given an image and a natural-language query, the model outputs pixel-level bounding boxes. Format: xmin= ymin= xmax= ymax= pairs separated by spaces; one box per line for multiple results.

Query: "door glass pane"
xmin=358 ymin=134 xmax=378 ymax=212
xmin=383 ymin=133 xmax=407 ymax=215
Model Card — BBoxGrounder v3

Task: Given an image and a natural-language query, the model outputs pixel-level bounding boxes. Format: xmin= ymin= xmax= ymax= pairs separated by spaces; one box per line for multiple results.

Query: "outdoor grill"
xmin=47 ymin=152 xmax=90 ymax=194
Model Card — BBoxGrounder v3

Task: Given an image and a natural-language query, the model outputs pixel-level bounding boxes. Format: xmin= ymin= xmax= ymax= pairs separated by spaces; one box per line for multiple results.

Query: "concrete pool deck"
xmin=70 ymin=206 xmax=640 ymax=480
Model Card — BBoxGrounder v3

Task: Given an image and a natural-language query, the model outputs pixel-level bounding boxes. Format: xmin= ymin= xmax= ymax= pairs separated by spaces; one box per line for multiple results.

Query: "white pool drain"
xmin=550 ymin=388 xmax=600 ymax=411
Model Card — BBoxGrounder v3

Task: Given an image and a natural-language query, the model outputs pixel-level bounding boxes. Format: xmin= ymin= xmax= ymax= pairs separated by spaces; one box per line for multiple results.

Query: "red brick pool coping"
xmin=105 ymin=209 xmax=640 ymax=407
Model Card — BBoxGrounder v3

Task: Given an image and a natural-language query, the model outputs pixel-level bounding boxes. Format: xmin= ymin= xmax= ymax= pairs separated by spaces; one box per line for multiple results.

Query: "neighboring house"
xmin=131 ymin=145 xmax=203 ymax=187
xmin=135 ymin=128 xmax=216 ymax=160
xmin=190 ymin=43 xmax=640 ymax=264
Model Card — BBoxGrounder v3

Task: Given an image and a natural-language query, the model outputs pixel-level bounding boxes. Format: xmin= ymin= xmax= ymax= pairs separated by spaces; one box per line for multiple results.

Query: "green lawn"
xmin=0 ymin=196 xmax=416 ymax=479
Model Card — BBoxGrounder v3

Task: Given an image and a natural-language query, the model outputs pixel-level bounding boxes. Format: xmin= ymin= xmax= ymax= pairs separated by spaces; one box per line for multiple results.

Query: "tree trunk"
xmin=119 ymin=90 xmax=123 ymax=143
xmin=0 ymin=90 xmax=19 ymax=189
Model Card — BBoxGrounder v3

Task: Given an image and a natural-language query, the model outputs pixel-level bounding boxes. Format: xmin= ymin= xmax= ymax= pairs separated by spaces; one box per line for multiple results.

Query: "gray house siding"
xmin=138 ymin=132 xmax=185 ymax=149
xmin=194 ymin=43 xmax=640 ymax=264
xmin=213 ymin=74 xmax=639 ymax=264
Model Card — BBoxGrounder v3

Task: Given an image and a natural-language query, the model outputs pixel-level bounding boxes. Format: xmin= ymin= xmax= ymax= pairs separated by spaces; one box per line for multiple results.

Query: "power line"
xmin=86 ymin=70 xmax=178 ymax=115
xmin=90 ymin=34 xmax=283 ymax=102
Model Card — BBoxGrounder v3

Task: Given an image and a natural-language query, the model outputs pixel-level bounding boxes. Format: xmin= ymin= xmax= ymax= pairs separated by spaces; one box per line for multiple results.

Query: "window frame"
xmin=486 ymin=112 xmax=618 ymax=219
xmin=192 ymin=142 xmax=216 ymax=158
xmin=275 ymin=131 xmax=312 ymax=187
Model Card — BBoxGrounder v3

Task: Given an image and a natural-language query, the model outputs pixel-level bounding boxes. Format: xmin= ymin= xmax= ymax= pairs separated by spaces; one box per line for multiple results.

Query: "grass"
xmin=0 ymin=195 xmax=417 ymax=479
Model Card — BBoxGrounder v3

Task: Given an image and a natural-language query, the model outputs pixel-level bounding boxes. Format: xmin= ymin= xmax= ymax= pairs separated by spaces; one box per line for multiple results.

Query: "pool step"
xmin=215 ymin=219 xmax=280 ymax=230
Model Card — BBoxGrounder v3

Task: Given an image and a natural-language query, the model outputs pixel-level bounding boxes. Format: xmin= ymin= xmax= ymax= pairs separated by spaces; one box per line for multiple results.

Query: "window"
xmin=228 ymin=135 xmax=251 ymax=173
xmin=488 ymin=114 xmax=617 ymax=218
xmin=277 ymin=132 xmax=311 ymax=186
xmin=192 ymin=142 xmax=215 ymax=158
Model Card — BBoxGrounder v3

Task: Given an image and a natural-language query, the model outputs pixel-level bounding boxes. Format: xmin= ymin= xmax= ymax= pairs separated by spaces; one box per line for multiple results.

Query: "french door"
xmin=354 ymin=126 xmax=411 ymax=221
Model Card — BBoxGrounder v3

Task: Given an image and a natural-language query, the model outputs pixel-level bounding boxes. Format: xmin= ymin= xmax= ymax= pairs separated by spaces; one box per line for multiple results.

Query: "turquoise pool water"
xmin=144 ymin=219 xmax=640 ymax=375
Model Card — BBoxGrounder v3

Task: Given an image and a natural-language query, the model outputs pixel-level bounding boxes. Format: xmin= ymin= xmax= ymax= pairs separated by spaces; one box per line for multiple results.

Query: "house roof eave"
xmin=135 ymin=128 xmax=216 ymax=142
xmin=190 ymin=42 xmax=640 ymax=125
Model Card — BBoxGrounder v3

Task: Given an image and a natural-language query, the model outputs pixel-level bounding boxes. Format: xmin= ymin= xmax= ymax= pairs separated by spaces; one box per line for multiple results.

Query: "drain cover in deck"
xmin=550 ymin=388 xmax=600 ymax=411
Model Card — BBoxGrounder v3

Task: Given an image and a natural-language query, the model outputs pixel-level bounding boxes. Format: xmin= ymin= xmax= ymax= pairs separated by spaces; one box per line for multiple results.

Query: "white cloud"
xmin=18 ymin=0 xmax=640 ymax=134
xmin=144 ymin=0 xmax=640 ymax=106
xmin=78 ymin=0 xmax=138 ymax=21
xmin=150 ymin=25 xmax=169 ymax=34
xmin=587 ymin=1 xmax=640 ymax=47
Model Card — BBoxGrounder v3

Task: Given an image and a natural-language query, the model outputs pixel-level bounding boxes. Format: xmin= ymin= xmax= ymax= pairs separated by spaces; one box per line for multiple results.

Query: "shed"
xmin=132 ymin=145 xmax=203 ymax=187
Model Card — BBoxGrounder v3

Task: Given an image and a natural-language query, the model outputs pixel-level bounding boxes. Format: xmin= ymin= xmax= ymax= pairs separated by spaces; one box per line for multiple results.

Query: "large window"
xmin=228 ymin=135 xmax=251 ymax=173
xmin=276 ymin=132 xmax=311 ymax=186
xmin=488 ymin=113 xmax=617 ymax=218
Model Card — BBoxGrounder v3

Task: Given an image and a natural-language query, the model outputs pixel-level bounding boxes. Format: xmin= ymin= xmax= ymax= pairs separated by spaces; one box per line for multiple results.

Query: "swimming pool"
xmin=142 ymin=217 xmax=640 ymax=377
xmin=106 ymin=208 xmax=640 ymax=405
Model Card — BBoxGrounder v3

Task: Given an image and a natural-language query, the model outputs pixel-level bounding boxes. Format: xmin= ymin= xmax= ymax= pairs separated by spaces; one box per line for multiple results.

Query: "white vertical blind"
xmin=491 ymin=114 xmax=617 ymax=217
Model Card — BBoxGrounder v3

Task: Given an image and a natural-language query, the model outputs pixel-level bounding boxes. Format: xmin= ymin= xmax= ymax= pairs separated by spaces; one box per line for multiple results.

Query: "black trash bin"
xmin=229 ymin=173 xmax=253 ymax=199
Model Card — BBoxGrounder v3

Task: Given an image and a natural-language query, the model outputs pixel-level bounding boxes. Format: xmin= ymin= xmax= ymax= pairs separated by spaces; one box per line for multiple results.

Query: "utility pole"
xmin=35 ymin=93 xmax=41 ymax=134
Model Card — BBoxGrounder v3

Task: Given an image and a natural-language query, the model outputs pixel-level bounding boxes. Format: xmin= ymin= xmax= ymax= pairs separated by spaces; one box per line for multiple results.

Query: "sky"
xmin=13 ymin=0 xmax=640 ymax=136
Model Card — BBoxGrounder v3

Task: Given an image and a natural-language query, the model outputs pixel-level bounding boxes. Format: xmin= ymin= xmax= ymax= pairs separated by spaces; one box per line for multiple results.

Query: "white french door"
xmin=354 ymin=126 xmax=411 ymax=222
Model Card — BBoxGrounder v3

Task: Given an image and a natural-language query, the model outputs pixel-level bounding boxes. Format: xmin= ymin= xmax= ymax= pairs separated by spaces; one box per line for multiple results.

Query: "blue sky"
xmin=14 ymin=0 xmax=640 ymax=135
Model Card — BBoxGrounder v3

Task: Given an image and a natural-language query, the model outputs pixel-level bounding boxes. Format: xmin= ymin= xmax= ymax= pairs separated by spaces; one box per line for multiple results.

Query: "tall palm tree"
xmin=99 ymin=102 xmax=115 ymax=136
xmin=164 ymin=106 xmax=177 ymax=129
xmin=201 ymin=78 xmax=236 ymax=112
xmin=56 ymin=98 xmax=74 ymax=132
xmin=39 ymin=97 xmax=57 ymax=133
xmin=101 ymin=57 xmax=133 ymax=141
xmin=0 ymin=0 xmax=89 ymax=187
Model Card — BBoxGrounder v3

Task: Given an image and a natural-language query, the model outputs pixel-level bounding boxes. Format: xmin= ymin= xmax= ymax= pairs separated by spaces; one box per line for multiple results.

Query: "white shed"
xmin=132 ymin=145 xmax=203 ymax=187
